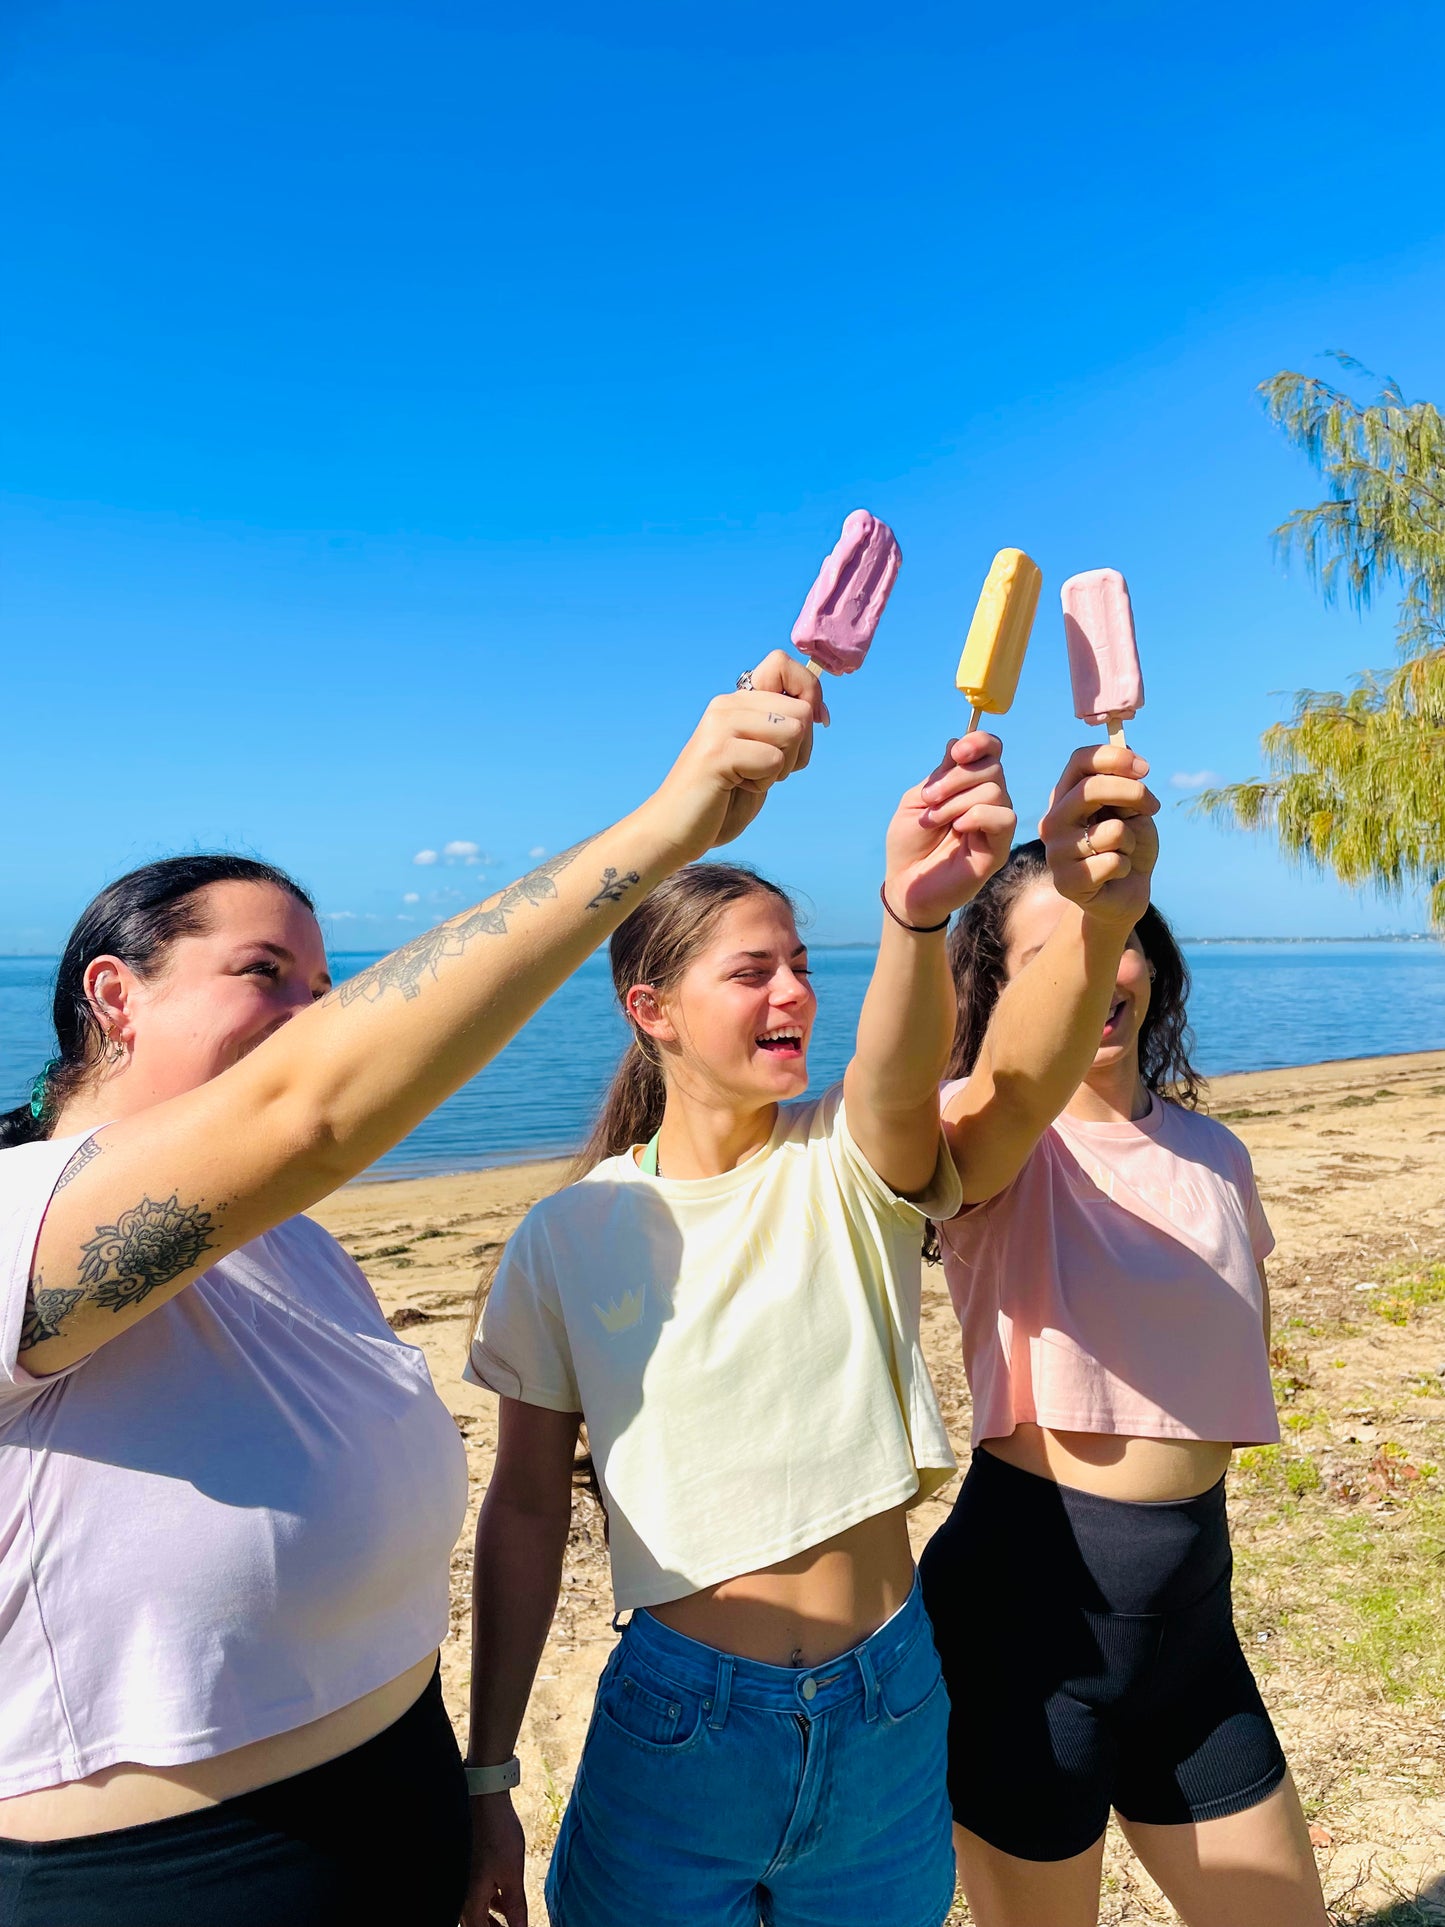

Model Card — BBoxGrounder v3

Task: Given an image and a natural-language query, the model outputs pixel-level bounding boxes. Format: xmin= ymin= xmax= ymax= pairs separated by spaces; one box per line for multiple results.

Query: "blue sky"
xmin=5 ymin=0 xmax=1445 ymax=951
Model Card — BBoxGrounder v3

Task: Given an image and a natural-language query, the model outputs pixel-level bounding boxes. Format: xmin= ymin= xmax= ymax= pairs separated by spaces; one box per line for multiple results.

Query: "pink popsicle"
xmin=1061 ymin=568 xmax=1145 ymax=743
xmin=790 ymin=510 xmax=901 ymax=675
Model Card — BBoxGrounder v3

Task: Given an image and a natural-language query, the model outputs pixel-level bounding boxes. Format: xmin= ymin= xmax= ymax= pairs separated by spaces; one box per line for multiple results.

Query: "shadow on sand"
xmin=1337 ymin=1872 xmax=1445 ymax=1926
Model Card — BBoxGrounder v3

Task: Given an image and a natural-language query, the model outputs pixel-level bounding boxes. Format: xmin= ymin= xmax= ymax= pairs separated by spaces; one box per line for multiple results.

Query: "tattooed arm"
xmin=22 ymin=657 xmax=823 ymax=1372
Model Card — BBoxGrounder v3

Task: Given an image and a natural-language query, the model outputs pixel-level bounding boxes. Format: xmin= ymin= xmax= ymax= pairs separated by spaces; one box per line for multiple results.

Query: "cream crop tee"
xmin=467 ymin=1087 xmax=962 ymax=1609
xmin=938 ymin=1085 xmax=1280 ymax=1447
xmin=0 ymin=1132 xmax=469 ymax=1799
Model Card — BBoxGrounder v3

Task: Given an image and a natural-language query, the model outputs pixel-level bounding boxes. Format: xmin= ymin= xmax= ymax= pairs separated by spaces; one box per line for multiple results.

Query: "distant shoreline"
xmin=346 ymin=1041 xmax=1445 ymax=1189
xmin=1176 ymin=933 xmax=1439 ymax=946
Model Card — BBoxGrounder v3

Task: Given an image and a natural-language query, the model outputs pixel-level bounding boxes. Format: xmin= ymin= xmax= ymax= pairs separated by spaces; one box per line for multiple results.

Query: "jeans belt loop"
xmin=708 ymin=1652 xmax=735 ymax=1730
xmin=855 ymin=1641 xmax=881 ymax=1725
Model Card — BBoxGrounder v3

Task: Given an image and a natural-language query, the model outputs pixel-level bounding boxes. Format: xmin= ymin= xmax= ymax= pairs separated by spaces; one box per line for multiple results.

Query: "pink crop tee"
xmin=0 ymin=1133 xmax=469 ymax=1798
xmin=938 ymin=1088 xmax=1280 ymax=1447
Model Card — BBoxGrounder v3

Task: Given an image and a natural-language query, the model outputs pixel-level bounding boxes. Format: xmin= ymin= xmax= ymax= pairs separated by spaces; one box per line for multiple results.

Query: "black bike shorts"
xmin=918 ymin=1448 xmax=1287 ymax=1862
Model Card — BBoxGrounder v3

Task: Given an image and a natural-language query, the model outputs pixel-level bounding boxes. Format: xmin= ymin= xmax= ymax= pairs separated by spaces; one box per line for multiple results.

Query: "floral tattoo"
xmin=77 ymin=1195 xmax=219 ymax=1314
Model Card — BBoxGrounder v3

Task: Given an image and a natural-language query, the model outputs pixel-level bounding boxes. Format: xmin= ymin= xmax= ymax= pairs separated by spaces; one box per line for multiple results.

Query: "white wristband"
xmin=466 ymin=1756 xmax=521 ymax=1796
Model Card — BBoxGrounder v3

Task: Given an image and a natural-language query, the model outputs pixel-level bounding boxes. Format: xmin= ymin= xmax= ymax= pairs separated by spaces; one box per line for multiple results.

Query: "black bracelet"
xmin=879 ymin=883 xmax=950 ymax=935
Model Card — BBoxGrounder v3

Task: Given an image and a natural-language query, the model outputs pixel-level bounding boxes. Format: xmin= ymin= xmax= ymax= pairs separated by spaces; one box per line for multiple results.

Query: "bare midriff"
xmin=981 ymin=1422 xmax=1232 ymax=1501
xmin=648 ymin=1505 xmax=915 ymax=1669
xmin=0 ymin=1650 xmax=439 ymax=1842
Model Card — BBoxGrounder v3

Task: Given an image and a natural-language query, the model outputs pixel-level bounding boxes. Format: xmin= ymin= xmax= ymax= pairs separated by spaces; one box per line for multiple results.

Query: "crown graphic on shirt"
xmin=593 ymin=1288 xmax=645 ymax=1335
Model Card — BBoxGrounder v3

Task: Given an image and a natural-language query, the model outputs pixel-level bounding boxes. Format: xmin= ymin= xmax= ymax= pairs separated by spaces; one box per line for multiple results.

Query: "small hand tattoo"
xmin=586 ymin=868 xmax=641 ymax=911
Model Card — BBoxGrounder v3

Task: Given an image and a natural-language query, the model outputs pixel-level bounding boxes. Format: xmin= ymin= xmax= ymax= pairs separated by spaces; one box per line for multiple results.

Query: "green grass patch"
xmin=1235 ymin=1442 xmax=1321 ymax=1503
xmin=1367 ymin=1263 xmax=1445 ymax=1326
xmin=1238 ymin=1463 xmax=1445 ymax=1704
xmin=1285 ymin=1456 xmax=1323 ymax=1495
xmin=1325 ymin=1557 xmax=1445 ymax=1695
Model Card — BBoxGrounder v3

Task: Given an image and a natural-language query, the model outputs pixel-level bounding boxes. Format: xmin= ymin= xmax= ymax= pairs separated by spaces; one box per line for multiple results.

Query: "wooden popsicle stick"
xmin=967 ymin=705 xmax=983 ymax=732
xmin=1106 ymin=715 xmax=1128 ymax=748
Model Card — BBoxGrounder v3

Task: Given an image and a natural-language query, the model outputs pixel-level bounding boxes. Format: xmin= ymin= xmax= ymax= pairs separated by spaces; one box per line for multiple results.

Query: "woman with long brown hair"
xmin=0 ymin=654 xmax=817 ymax=1927
xmin=921 ymin=743 xmax=1328 ymax=1927
xmin=462 ymin=731 xmax=1015 ymax=1927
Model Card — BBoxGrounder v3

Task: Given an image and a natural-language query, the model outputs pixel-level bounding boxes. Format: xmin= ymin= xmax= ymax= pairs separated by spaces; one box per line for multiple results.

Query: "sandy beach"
xmin=311 ymin=1049 xmax=1445 ymax=1925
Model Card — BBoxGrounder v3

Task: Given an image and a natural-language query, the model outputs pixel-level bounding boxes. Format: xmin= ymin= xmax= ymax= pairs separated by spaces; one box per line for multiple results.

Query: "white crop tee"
xmin=0 ymin=1132 xmax=469 ymax=1798
xmin=466 ymin=1087 xmax=962 ymax=1609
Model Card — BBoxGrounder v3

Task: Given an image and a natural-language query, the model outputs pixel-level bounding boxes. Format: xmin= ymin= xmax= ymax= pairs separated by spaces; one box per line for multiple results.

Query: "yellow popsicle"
xmin=955 ymin=547 xmax=1042 ymax=729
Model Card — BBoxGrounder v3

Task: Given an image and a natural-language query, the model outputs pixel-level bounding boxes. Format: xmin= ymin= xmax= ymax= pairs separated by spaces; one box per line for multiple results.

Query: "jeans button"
xmin=801 ymin=1677 xmax=817 ymax=1701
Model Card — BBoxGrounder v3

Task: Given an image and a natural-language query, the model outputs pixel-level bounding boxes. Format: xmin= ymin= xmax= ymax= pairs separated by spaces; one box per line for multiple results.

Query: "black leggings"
xmin=0 ymin=1667 xmax=470 ymax=1927
xmin=919 ymin=1449 xmax=1287 ymax=1862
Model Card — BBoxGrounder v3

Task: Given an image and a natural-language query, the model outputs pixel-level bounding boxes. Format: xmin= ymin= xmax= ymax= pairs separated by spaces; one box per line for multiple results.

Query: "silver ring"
xmin=736 ymin=671 xmax=754 ymax=691
xmin=1082 ymin=827 xmax=1097 ymax=858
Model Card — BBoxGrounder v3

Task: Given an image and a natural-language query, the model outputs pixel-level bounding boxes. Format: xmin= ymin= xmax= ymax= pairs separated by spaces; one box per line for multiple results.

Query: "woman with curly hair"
xmin=0 ymin=655 xmax=820 ymax=1927
xmin=921 ymin=743 xmax=1328 ymax=1927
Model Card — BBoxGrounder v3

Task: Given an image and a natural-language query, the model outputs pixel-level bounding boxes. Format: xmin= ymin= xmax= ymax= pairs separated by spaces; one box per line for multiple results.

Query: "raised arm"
xmin=944 ymin=744 xmax=1159 ymax=1205
xmin=22 ymin=658 xmax=823 ymax=1372
xmin=844 ymin=733 xmax=1015 ymax=1197
xmin=464 ymin=1399 xmax=580 ymax=1927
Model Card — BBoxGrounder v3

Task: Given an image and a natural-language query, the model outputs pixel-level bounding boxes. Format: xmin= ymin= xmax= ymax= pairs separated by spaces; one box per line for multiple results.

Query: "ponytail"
xmin=570 ymin=1041 xmax=666 ymax=1178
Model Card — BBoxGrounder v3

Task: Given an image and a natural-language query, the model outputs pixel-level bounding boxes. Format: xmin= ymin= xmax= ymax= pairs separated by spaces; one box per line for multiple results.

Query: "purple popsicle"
xmin=790 ymin=510 xmax=901 ymax=675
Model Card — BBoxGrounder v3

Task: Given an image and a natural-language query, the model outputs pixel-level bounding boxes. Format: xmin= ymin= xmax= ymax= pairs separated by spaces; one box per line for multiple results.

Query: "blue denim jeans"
xmin=545 ymin=1575 xmax=955 ymax=1927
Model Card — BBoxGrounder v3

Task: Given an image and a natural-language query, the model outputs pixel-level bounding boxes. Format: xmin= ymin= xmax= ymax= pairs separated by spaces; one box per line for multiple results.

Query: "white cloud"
xmin=325 ymin=910 xmax=358 ymax=920
xmin=444 ymin=840 xmax=480 ymax=860
xmin=1169 ymin=770 xmax=1220 ymax=792
xmin=413 ymin=849 xmax=439 ymax=866
xmin=529 ymin=845 xmax=547 ymax=859
xmin=402 ymin=892 xmax=420 ymax=904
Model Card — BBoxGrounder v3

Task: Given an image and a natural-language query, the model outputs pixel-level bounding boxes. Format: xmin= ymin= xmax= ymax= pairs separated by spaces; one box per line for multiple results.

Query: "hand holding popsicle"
xmin=887 ymin=733 xmax=1017 ymax=928
xmin=1061 ymin=568 xmax=1145 ymax=748
xmin=791 ymin=510 xmax=901 ymax=677
xmin=644 ymin=649 xmax=823 ymax=858
xmin=1040 ymin=743 xmax=1160 ymax=928
xmin=955 ymin=548 xmax=1042 ymax=731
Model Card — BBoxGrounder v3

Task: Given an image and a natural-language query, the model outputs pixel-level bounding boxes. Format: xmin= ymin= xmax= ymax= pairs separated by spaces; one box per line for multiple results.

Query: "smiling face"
xmin=627 ymin=892 xmax=816 ymax=1109
xmin=86 ymin=881 xmax=333 ymax=1113
xmin=1003 ymin=877 xmax=1152 ymax=1073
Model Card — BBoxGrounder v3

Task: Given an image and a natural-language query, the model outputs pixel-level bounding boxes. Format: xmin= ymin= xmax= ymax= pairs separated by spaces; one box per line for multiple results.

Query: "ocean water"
xmin=3 ymin=941 xmax=1444 ymax=1182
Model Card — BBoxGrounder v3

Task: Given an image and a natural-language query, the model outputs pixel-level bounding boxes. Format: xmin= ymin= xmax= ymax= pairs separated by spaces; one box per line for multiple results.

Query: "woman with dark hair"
xmin=461 ymin=733 xmax=1016 ymax=1927
xmin=920 ymin=744 xmax=1327 ymax=1927
xmin=0 ymin=655 xmax=819 ymax=1927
